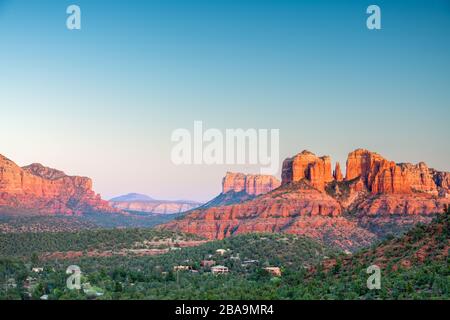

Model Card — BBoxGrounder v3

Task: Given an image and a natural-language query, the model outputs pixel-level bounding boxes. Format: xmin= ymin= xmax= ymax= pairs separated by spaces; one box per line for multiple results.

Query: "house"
xmin=215 ymin=249 xmax=227 ymax=255
xmin=201 ymin=260 xmax=216 ymax=268
xmin=40 ymin=295 xmax=49 ymax=300
xmin=211 ymin=265 xmax=229 ymax=274
xmin=173 ymin=265 xmax=190 ymax=272
xmin=32 ymin=267 xmax=44 ymax=273
xmin=263 ymin=267 xmax=282 ymax=277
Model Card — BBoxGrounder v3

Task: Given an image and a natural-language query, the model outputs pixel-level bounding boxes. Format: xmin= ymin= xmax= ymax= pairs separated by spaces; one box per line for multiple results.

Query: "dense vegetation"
xmin=0 ymin=228 xmax=200 ymax=257
xmin=0 ymin=212 xmax=448 ymax=300
xmin=0 ymin=233 xmax=336 ymax=299
xmin=0 ymin=212 xmax=180 ymax=233
xmin=81 ymin=211 xmax=182 ymax=228
xmin=299 ymin=212 xmax=449 ymax=299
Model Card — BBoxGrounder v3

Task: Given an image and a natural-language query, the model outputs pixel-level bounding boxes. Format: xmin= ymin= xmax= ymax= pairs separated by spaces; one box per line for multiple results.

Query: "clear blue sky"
xmin=1 ymin=0 xmax=449 ymax=201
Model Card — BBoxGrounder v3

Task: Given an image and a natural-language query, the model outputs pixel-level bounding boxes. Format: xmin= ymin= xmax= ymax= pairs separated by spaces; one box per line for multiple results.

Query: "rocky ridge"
xmin=0 ymin=154 xmax=117 ymax=215
xmin=161 ymin=149 xmax=450 ymax=251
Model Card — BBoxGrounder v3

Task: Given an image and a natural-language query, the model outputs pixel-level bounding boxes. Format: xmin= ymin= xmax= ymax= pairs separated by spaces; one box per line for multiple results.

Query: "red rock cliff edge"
xmin=0 ymin=154 xmax=118 ymax=215
xmin=160 ymin=149 xmax=450 ymax=249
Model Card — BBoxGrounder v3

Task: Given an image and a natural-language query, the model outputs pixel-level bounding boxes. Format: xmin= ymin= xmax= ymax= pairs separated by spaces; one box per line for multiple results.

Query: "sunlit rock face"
xmin=0 ymin=154 xmax=117 ymax=215
xmin=222 ymin=172 xmax=281 ymax=196
xmin=160 ymin=149 xmax=450 ymax=251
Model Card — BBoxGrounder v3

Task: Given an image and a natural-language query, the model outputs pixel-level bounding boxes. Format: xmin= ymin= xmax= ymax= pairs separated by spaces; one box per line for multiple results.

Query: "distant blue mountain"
xmin=110 ymin=193 xmax=154 ymax=202
xmin=108 ymin=193 xmax=203 ymax=214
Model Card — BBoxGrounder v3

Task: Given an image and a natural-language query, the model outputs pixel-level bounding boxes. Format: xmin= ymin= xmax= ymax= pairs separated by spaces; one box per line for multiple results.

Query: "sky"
xmin=1 ymin=0 xmax=449 ymax=202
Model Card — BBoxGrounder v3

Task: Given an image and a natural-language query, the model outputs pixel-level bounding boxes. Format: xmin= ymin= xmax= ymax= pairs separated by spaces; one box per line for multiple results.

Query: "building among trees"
xmin=211 ymin=265 xmax=229 ymax=274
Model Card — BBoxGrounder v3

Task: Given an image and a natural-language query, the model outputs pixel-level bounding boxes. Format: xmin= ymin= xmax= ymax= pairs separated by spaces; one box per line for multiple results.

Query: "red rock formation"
xmin=281 ymin=151 xmax=333 ymax=191
xmin=344 ymin=149 xmax=439 ymax=195
xmin=222 ymin=172 xmax=280 ymax=196
xmin=432 ymin=170 xmax=450 ymax=197
xmin=355 ymin=194 xmax=449 ymax=215
xmin=333 ymin=162 xmax=343 ymax=182
xmin=161 ymin=181 xmax=359 ymax=249
xmin=342 ymin=149 xmax=450 ymax=214
xmin=202 ymin=172 xmax=281 ymax=208
xmin=0 ymin=154 xmax=118 ymax=215
xmin=22 ymin=163 xmax=67 ymax=180
xmin=160 ymin=148 xmax=450 ymax=250
xmin=345 ymin=149 xmax=382 ymax=182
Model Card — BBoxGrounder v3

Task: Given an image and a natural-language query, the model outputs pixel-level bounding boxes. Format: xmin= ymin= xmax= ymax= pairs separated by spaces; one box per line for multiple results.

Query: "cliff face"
xmin=202 ymin=172 xmax=281 ymax=208
xmin=160 ymin=149 xmax=450 ymax=251
xmin=282 ymin=151 xmax=333 ymax=191
xmin=432 ymin=170 xmax=450 ymax=196
xmin=345 ymin=149 xmax=439 ymax=195
xmin=343 ymin=149 xmax=449 ymax=215
xmin=222 ymin=172 xmax=281 ymax=196
xmin=161 ymin=180 xmax=376 ymax=250
xmin=0 ymin=154 xmax=117 ymax=215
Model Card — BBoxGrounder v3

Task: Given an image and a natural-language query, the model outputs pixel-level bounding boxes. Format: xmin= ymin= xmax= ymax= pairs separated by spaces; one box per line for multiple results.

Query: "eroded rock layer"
xmin=222 ymin=172 xmax=281 ymax=196
xmin=161 ymin=149 xmax=450 ymax=250
xmin=202 ymin=172 xmax=281 ymax=208
xmin=281 ymin=151 xmax=333 ymax=191
xmin=0 ymin=154 xmax=117 ymax=215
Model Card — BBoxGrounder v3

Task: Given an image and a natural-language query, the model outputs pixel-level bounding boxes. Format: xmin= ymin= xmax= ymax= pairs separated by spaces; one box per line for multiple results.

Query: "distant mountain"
xmin=109 ymin=194 xmax=202 ymax=215
xmin=0 ymin=154 xmax=118 ymax=215
xmin=160 ymin=148 xmax=450 ymax=251
xmin=110 ymin=193 xmax=154 ymax=202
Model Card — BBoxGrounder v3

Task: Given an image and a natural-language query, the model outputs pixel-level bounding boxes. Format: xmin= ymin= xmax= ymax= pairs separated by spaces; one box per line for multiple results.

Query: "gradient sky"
xmin=1 ymin=0 xmax=449 ymax=202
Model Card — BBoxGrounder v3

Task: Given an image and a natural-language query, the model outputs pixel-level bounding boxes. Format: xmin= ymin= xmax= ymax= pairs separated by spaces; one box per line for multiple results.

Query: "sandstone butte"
xmin=222 ymin=172 xmax=281 ymax=196
xmin=160 ymin=149 xmax=450 ymax=251
xmin=201 ymin=172 xmax=281 ymax=208
xmin=0 ymin=154 xmax=118 ymax=215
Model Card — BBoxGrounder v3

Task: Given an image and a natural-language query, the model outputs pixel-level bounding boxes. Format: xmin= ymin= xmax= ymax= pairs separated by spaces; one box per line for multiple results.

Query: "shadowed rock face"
xmin=0 ymin=154 xmax=117 ymax=215
xmin=333 ymin=162 xmax=343 ymax=182
xmin=432 ymin=170 xmax=450 ymax=197
xmin=160 ymin=149 xmax=450 ymax=251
